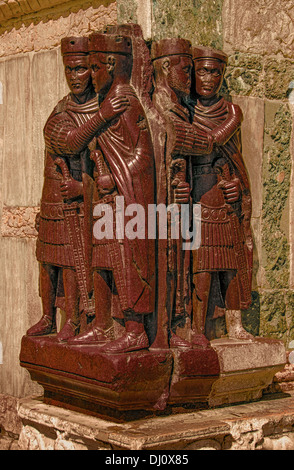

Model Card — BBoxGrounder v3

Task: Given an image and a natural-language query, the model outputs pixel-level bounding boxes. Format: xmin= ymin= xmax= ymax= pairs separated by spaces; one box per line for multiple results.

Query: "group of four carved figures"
xmin=27 ymin=25 xmax=254 ymax=353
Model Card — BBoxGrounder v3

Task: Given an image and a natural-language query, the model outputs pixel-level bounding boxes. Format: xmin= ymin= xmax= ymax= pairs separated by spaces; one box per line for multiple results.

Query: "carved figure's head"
xmin=193 ymin=46 xmax=228 ymax=100
xmin=151 ymin=38 xmax=193 ymax=99
xmin=88 ymin=33 xmax=133 ymax=96
xmin=61 ymin=37 xmax=93 ymax=98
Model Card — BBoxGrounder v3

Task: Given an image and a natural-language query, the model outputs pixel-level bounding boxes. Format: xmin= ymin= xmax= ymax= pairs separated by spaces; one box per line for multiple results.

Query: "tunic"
xmin=36 ymin=94 xmax=99 ymax=268
xmin=90 ymin=84 xmax=156 ymax=315
xmin=190 ymin=97 xmax=253 ymax=309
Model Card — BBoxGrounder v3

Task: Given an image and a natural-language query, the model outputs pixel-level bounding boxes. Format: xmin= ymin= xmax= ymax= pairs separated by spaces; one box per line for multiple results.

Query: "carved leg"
xmin=225 ymin=309 xmax=254 ymax=340
xmin=26 ymin=263 xmax=58 ymax=336
xmin=55 ymin=268 xmax=80 ymax=342
xmin=223 ymin=271 xmax=253 ymax=340
xmin=93 ymin=270 xmax=113 ymax=331
xmin=191 ymin=271 xmax=211 ymax=348
xmin=68 ymin=269 xmax=114 ymax=345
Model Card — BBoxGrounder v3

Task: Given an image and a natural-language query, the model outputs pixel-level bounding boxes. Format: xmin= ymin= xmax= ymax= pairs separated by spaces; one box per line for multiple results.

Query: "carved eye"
xmin=196 ymin=68 xmax=207 ymax=76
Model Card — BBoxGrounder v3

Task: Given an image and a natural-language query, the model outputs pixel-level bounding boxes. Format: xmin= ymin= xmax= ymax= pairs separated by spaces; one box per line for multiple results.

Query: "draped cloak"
xmin=150 ymin=86 xmax=213 ymax=330
xmin=91 ymin=84 xmax=156 ymax=316
xmin=191 ymin=97 xmax=253 ymax=310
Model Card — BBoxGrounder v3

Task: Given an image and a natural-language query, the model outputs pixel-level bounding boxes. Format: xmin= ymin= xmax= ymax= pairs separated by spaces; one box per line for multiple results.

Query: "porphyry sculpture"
xmin=190 ymin=46 xmax=254 ymax=342
xmin=20 ymin=27 xmax=286 ymax=419
xmin=68 ymin=32 xmax=156 ymax=353
xmin=27 ymin=37 xmax=98 ymax=342
xmin=150 ymin=38 xmax=213 ymax=349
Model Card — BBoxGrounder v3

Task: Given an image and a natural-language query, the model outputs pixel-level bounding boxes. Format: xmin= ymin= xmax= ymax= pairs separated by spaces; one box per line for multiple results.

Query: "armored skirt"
xmin=36 ymin=94 xmax=99 ymax=269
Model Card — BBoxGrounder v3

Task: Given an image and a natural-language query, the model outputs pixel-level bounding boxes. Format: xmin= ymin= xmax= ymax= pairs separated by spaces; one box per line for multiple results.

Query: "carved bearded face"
xmin=63 ymin=54 xmax=92 ymax=98
xmin=166 ymin=55 xmax=192 ymax=98
xmin=194 ymin=58 xmax=224 ymax=99
xmin=89 ymin=53 xmax=114 ymax=96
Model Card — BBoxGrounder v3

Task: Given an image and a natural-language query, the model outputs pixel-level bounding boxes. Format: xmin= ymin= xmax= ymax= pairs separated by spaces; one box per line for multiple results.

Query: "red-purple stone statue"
xmin=190 ymin=46 xmax=254 ymax=341
xmin=27 ymin=37 xmax=98 ymax=342
xmin=27 ymin=36 xmax=130 ymax=342
xmin=150 ymin=38 xmax=214 ymax=349
xmin=151 ymin=41 xmax=253 ymax=346
xmin=21 ymin=32 xmax=272 ymax=419
xmin=69 ymin=33 xmax=156 ymax=353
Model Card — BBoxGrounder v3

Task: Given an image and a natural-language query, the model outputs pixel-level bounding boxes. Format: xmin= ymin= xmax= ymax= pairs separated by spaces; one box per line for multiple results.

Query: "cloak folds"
xmin=92 ymin=84 xmax=156 ymax=315
xmin=192 ymin=97 xmax=253 ymax=310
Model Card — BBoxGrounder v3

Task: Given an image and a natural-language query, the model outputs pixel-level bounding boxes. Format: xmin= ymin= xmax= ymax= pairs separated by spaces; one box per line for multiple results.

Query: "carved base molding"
xmin=20 ymin=335 xmax=286 ymax=420
xmin=17 ymin=391 xmax=294 ymax=450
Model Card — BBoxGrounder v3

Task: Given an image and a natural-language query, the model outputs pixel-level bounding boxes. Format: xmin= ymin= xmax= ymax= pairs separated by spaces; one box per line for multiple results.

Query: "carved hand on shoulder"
xmin=99 ymin=96 xmax=130 ymax=123
xmin=60 ymin=178 xmax=83 ymax=200
xmin=218 ymin=178 xmax=241 ymax=204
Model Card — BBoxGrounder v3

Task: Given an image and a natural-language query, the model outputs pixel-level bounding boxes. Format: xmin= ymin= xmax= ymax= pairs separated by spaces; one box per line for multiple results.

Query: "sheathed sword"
xmin=170 ymin=157 xmax=187 ymax=316
xmin=55 ymin=157 xmax=95 ymax=320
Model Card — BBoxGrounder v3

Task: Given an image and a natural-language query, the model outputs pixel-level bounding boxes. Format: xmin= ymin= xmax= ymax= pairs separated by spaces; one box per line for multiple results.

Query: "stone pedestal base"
xmin=209 ymin=337 xmax=286 ymax=407
xmin=17 ymin=392 xmax=294 ymax=450
xmin=19 ymin=335 xmax=174 ymax=419
xmin=20 ymin=335 xmax=286 ymax=418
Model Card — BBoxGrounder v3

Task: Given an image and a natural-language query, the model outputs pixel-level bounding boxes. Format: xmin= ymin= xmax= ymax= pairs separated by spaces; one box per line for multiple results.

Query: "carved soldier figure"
xmin=190 ymin=46 xmax=254 ymax=341
xmin=150 ymin=38 xmax=214 ymax=349
xmin=69 ymin=33 xmax=156 ymax=353
xmin=27 ymin=36 xmax=128 ymax=342
xmin=27 ymin=37 xmax=98 ymax=341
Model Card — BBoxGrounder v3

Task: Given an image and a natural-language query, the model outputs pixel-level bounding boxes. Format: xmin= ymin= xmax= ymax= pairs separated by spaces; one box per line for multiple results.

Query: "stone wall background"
xmin=0 ymin=0 xmax=294 ymax=434
xmin=222 ymin=0 xmax=294 ymax=343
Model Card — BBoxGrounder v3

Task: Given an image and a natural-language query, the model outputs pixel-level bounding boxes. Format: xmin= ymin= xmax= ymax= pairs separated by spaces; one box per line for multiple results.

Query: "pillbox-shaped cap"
xmin=151 ymin=38 xmax=192 ymax=61
xmin=193 ymin=46 xmax=228 ymax=64
xmin=61 ymin=36 xmax=89 ymax=55
xmin=88 ymin=33 xmax=132 ymax=55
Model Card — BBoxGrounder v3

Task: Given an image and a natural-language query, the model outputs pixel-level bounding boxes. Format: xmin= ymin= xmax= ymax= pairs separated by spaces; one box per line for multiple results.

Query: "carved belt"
xmin=93 ymin=193 xmax=115 ymax=210
xmin=40 ymin=201 xmax=84 ymax=219
xmin=100 ymin=194 xmax=116 ymax=205
xmin=192 ymin=165 xmax=220 ymax=176
xmin=201 ymin=205 xmax=230 ymax=223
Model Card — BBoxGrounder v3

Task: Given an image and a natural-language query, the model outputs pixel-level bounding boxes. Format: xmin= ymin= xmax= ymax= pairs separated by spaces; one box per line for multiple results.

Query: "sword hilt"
xmin=90 ymin=150 xmax=108 ymax=176
xmin=55 ymin=157 xmax=71 ymax=180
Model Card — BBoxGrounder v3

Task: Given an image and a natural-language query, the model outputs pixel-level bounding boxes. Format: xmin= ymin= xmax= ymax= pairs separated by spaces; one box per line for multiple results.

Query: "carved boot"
xmin=99 ymin=321 xmax=149 ymax=354
xmin=191 ymin=332 xmax=210 ymax=349
xmin=169 ymin=333 xmax=192 ymax=349
xmin=169 ymin=332 xmax=210 ymax=349
xmin=68 ymin=324 xmax=114 ymax=345
xmin=225 ymin=309 xmax=254 ymax=340
xmin=55 ymin=319 xmax=80 ymax=343
xmin=26 ymin=314 xmax=57 ymax=336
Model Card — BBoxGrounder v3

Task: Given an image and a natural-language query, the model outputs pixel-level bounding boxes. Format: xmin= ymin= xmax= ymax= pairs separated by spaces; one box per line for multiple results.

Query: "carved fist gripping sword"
xmin=55 ymin=157 xmax=95 ymax=322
